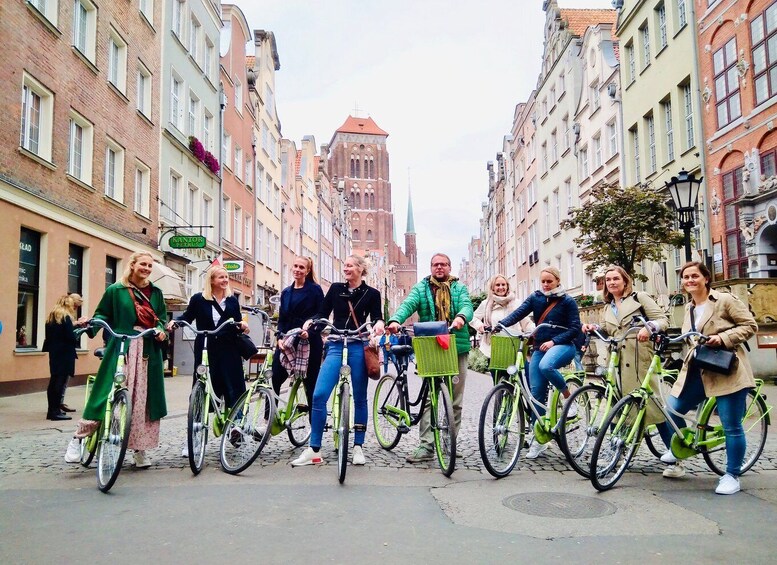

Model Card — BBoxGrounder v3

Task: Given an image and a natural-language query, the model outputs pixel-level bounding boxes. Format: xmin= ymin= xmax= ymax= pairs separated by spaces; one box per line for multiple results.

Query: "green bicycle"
xmin=75 ymin=319 xmax=159 ymax=492
xmin=589 ymin=327 xmax=771 ymax=491
xmin=558 ymin=327 xmax=676 ymax=478
xmin=478 ymin=323 xmax=584 ymax=478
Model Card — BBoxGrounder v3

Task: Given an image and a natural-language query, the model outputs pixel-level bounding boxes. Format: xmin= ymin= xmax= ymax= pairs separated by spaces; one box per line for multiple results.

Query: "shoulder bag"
xmin=690 ymin=306 xmax=735 ymax=375
xmin=126 ymin=286 xmax=160 ymax=329
xmin=347 ymin=301 xmax=380 ymax=380
xmin=212 ymin=299 xmax=258 ymax=360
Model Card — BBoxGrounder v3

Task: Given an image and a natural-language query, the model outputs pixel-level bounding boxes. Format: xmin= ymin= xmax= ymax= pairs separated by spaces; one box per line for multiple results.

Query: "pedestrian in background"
xmin=43 ymin=294 xmax=86 ymax=420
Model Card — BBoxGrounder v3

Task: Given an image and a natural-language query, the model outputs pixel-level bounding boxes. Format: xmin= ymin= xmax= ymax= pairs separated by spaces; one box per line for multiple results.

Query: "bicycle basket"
xmin=489 ymin=336 xmax=523 ymax=370
xmin=412 ymin=336 xmax=459 ymax=377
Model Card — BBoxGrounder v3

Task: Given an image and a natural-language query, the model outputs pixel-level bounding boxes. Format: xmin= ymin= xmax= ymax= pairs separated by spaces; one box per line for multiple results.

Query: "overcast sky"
xmin=237 ymin=0 xmax=614 ymax=285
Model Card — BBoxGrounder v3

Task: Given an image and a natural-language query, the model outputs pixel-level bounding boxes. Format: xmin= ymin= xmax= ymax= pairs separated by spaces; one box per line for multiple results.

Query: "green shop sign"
xmin=169 ymin=235 xmax=207 ymax=249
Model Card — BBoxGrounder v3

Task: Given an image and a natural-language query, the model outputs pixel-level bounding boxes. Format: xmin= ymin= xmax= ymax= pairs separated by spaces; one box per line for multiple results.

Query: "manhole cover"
xmin=502 ymin=492 xmax=617 ymax=519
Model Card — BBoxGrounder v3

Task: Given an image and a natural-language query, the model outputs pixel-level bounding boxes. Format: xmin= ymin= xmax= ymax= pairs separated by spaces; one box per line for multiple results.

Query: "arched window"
xmin=369 ymin=191 xmax=376 ymax=209
xmin=355 ymin=158 xmax=361 ymax=178
xmin=354 ymin=191 xmax=361 ymax=209
xmin=350 ymin=156 xmax=356 ymax=178
xmin=353 ymin=228 xmax=360 ymax=241
xmin=366 ymin=229 xmax=373 ymax=241
xmin=369 ymin=157 xmax=375 ymax=179
xmin=349 ymin=190 xmax=355 ymax=208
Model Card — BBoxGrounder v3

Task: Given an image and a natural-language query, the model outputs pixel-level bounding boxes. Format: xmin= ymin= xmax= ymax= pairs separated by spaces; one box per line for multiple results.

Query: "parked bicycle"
xmin=589 ymin=325 xmax=771 ymax=491
xmin=74 ymin=319 xmax=160 ymax=492
xmin=477 ymin=323 xmax=584 ymax=478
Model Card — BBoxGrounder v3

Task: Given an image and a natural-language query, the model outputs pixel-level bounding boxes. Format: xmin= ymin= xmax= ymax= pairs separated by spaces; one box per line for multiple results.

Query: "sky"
xmin=236 ymin=0 xmax=615 ymax=280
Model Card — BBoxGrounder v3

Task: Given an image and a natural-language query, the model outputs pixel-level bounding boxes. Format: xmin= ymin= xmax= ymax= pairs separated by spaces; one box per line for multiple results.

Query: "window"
xmin=17 ymin=227 xmax=41 ymax=348
xmin=203 ymin=111 xmax=212 ymax=150
xmin=751 ymin=6 xmax=777 ymax=105
xmin=714 ymin=38 xmax=741 ymax=128
xmin=245 ymin=159 xmax=252 ymax=188
xmin=641 ymin=24 xmax=651 ymax=69
xmin=580 ymin=146 xmax=589 ymax=179
xmin=564 ymin=178 xmax=572 ymax=212
xmin=202 ymin=196 xmax=212 ymax=239
xmin=541 ymin=142 xmax=548 ymax=172
xmin=68 ymin=243 xmax=84 ymax=295
xmin=663 ymin=100 xmax=674 ymax=162
xmin=562 ymin=116 xmax=570 ymax=151
xmin=273 ymin=235 xmax=280 ymax=271
xmin=265 ymin=84 xmax=275 ymax=117
xmin=553 ymin=189 xmax=560 ymax=228
xmin=244 ymin=215 xmax=252 ymax=253
xmin=234 ymin=145 xmax=242 ymax=181
xmin=105 ymin=256 xmax=118 ymax=288
xmin=223 ymin=133 xmax=231 ymax=170
xmin=678 ymin=0 xmax=687 ymax=29
xmin=722 ymin=167 xmax=747 ymax=277
xmin=590 ymin=81 xmax=600 ymax=111
xmin=529 ymin=222 xmax=538 ymax=252
xmin=108 ymin=29 xmax=127 ymax=94
xmin=104 ymin=138 xmax=125 ymax=202
xmin=256 ymin=165 xmax=265 ymax=202
xmin=170 ymin=75 xmax=183 ymax=130
xmin=626 ymin=42 xmax=636 ymax=83
xmin=67 ymin=111 xmax=93 ymax=184
xmin=528 ymin=178 xmax=537 ymax=206
xmin=134 ymin=162 xmax=150 ymax=217
xmin=568 ymin=250 xmax=576 ymax=288
xmin=185 ymin=183 xmax=197 ymax=225
xmin=204 ymin=38 xmax=215 ymax=82
xmin=20 ymin=74 xmax=54 ymax=161
xmin=256 ymin=220 xmax=263 ymax=263
xmin=73 ymin=0 xmax=97 ymax=62
xmin=166 ymin=172 xmax=180 ymax=220
xmin=657 ymin=3 xmax=667 ymax=50
xmin=222 ymin=196 xmax=231 ymax=241
xmin=646 ymin=114 xmax=656 ymax=173
xmin=265 ymin=226 xmax=272 ymax=266
xmin=550 ymin=87 xmax=556 ymax=109
xmin=234 ymin=78 xmax=242 ymax=112
xmin=542 ymin=198 xmax=551 ymax=240
xmin=188 ymin=94 xmax=199 ymax=136
xmin=592 ymin=135 xmax=602 ymax=170
xmin=683 ymin=82 xmax=695 ymax=149
xmin=30 ymin=0 xmax=59 ymax=26
xmin=607 ymin=121 xmax=618 ymax=157
xmin=559 ymin=73 xmax=566 ymax=94
xmin=172 ymin=0 xmax=185 ymax=39
xmin=139 ymin=0 xmax=153 ymax=25
xmin=136 ymin=62 xmax=152 ymax=117
xmin=551 ymin=130 xmax=558 ymax=163
xmin=189 ymin=15 xmax=201 ymax=62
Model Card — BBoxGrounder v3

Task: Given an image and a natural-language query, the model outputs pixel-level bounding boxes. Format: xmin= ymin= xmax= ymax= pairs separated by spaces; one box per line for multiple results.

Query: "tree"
xmin=560 ymin=183 xmax=684 ymax=282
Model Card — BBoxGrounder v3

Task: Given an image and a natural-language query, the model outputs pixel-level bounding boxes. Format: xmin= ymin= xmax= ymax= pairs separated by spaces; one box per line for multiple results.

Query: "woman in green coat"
xmin=64 ymin=251 xmax=169 ymax=468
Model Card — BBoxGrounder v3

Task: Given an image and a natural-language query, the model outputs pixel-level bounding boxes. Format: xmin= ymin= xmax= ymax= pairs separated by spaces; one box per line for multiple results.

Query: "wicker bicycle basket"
xmin=489 ymin=335 xmax=523 ymax=371
xmin=412 ymin=336 xmax=459 ymax=377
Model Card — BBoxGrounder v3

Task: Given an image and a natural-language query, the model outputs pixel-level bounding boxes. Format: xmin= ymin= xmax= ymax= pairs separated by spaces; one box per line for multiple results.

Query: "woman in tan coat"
xmin=659 ymin=261 xmax=757 ymax=495
xmin=582 ymin=265 xmax=669 ymax=426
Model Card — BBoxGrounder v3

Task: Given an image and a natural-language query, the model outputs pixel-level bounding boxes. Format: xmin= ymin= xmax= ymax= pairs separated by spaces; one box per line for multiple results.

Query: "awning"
xmin=150 ymin=262 xmax=187 ymax=305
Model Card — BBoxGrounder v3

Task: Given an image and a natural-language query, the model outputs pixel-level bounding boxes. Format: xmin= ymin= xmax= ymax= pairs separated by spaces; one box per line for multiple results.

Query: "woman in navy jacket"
xmin=499 ymin=266 xmax=582 ymax=458
xmin=272 ymin=256 xmax=325 ymax=409
xmin=173 ymin=267 xmax=250 ymax=410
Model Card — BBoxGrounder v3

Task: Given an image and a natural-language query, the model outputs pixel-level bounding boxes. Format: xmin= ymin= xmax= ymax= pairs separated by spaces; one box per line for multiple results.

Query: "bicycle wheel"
xmin=80 ymin=431 xmax=98 ymax=468
xmin=286 ymin=382 xmax=311 ymax=447
xmin=433 ymin=382 xmax=456 ymax=477
xmin=478 ymin=382 xmax=523 ymax=478
xmin=558 ymin=384 xmax=606 ymax=479
xmin=220 ymin=387 xmax=275 ymax=475
xmin=590 ymin=394 xmax=644 ymax=492
xmin=643 ymin=425 xmax=668 ymax=459
xmin=187 ymin=381 xmax=208 ymax=475
xmin=700 ymin=389 xmax=769 ymax=476
xmin=373 ymin=375 xmax=405 ymax=450
xmin=337 ymin=382 xmax=351 ymax=484
xmin=96 ymin=389 xmax=132 ymax=493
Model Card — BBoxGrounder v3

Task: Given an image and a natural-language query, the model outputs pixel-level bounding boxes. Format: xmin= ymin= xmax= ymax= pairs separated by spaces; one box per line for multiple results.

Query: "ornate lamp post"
xmin=664 ymin=169 xmax=703 ymax=263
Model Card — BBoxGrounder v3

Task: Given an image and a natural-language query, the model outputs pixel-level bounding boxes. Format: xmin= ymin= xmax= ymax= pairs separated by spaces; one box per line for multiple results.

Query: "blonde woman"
xmin=43 ymin=295 xmax=87 ymax=420
xmin=470 ymin=274 xmax=535 ymax=357
xmin=64 ymin=252 xmax=168 ymax=467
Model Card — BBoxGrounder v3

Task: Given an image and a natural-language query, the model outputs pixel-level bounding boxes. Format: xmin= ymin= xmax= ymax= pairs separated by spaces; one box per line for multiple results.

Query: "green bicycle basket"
xmin=489 ymin=335 xmax=523 ymax=370
xmin=412 ymin=336 xmax=459 ymax=377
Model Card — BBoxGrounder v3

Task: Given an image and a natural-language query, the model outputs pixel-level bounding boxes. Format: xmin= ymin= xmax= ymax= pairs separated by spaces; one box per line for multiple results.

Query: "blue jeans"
xmin=310 ymin=341 xmax=368 ymax=449
xmin=528 ymin=344 xmax=576 ymax=421
xmin=657 ymin=366 xmax=750 ymax=476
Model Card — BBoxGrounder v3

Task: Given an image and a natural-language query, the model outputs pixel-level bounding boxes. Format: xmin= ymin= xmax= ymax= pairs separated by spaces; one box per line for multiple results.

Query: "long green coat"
xmin=389 ymin=276 xmax=474 ymax=353
xmin=83 ymin=282 xmax=168 ymax=421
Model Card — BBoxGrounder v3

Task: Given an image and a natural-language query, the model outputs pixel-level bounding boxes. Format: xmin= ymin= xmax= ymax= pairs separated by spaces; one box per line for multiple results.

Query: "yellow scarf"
xmin=429 ymin=276 xmax=456 ymax=322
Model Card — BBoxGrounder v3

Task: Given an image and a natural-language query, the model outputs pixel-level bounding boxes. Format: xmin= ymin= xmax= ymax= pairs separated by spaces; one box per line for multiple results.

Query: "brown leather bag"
xmin=126 ymin=286 xmax=159 ymax=329
xmin=347 ymin=301 xmax=381 ymax=380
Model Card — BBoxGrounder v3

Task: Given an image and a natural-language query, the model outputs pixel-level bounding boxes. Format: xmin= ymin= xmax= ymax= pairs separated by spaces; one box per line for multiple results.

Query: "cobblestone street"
xmin=1 ymin=366 xmax=775 ymax=481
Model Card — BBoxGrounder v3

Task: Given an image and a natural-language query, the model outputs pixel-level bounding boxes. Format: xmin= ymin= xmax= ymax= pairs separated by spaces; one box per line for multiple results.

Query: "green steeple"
xmin=406 ymin=187 xmax=415 ymax=234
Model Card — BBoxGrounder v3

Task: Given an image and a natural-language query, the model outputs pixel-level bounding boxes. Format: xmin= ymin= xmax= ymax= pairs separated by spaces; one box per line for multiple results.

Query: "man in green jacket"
xmin=387 ymin=253 xmax=474 ymax=463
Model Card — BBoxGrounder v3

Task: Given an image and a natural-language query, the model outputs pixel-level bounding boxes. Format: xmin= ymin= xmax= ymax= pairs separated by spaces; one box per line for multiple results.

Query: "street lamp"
xmin=664 ymin=169 xmax=703 ymax=263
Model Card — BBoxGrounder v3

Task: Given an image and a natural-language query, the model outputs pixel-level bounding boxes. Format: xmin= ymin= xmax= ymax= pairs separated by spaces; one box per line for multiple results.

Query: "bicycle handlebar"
xmin=633 ymin=315 xmax=708 ymax=343
xmin=81 ymin=318 xmax=161 ymax=341
xmin=586 ymin=325 xmax=641 ymax=344
xmin=310 ymin=318 xmax=372 ymax=337
xmin=241 ymin=305 xmax=270 ymax=321
xmin=487 ymin=321 xmax=568 ymax=339
xmin=169 ymin=318 xmax=238 ymax=336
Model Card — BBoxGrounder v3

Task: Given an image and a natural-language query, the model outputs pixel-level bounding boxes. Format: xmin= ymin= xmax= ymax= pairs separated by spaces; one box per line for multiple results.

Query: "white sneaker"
xmin=291 ymin=446 xmax=324 ymax=467
xmin=525 ymin=440 xmax=549 ymax=460
xmin=352 ymin=445 xmax=366 ymax=465
xmin=64 ymin=437 xmax=81 ymax=463
xmin=133 ymin=450 xmax=151 ymax=468
xmin=566 ymin=400 xmax=578 ymax=419
xmin=660 ymin=451 xmax=677 ymax=464
xmin=715 ymin=473 xmax=741 ymax=495
xmin=181 ymin=445 xmax=189 ymax=457
xmin=662 ymin=463 xmax=686 ymax=478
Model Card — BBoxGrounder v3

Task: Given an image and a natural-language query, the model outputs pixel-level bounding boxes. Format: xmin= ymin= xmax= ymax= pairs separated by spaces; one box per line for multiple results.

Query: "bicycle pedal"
xmin=397 ymin=424 xmax=411 ymax=434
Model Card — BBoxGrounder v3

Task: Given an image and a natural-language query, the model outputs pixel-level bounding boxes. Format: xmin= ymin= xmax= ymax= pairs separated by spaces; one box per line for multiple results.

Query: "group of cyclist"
xmin=61 ymin=247 xmax=758 ymax=496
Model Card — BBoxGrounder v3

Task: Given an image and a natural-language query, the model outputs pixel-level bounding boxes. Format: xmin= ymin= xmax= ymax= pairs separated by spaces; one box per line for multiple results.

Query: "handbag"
xmin=690 ymin=305 xmax=735 ymax=375
xmin=347 ymin=301 xmax=380 ymax=380
xmin=126 ymin=286 xmax=160 ymax=329
xmin=236 ymin=333 xmax=259 ymax=360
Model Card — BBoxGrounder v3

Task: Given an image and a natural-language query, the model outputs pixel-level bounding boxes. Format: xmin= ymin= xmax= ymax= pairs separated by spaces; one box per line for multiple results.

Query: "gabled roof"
xmin=335 ymin=115 xmax=388 ymax=137
xmin=559 ymin=8 xmax=616 ymax=37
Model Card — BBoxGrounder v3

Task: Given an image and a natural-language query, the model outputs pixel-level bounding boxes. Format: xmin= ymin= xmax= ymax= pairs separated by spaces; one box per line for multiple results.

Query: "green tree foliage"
xmin=560 ymin=183 xmax=684 ymax=282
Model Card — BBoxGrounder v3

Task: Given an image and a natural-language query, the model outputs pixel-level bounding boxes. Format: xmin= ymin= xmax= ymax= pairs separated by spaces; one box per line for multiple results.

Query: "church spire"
xmin=406 ymin=180 xmax=415 ymax=234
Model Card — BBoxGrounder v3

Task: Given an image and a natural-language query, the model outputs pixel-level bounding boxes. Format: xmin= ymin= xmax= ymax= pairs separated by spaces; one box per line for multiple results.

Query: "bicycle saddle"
xmin=390 ymin=344 xmax=414 ymax=356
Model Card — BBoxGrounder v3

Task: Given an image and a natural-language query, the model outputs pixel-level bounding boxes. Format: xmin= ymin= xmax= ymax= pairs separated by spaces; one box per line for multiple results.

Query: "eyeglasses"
xmin=432 ymin=263 xmax=450 ymax=268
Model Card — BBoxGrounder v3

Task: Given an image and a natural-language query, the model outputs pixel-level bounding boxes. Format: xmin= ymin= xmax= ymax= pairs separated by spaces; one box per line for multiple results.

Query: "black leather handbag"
xmin=236 ymin=333 xmax=259 ymax=360
xmin=693 ymin=345 xmax=735 ymax=375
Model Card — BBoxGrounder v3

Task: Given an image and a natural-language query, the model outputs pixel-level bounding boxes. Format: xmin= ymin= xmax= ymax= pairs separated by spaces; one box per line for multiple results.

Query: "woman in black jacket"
xmin=43 ymin=295 xmax=87 ymax=420
xmin=272 ymin=256 xmax=325 ymax=409
xmin=172 ymin=267 xmax=250 ymax=411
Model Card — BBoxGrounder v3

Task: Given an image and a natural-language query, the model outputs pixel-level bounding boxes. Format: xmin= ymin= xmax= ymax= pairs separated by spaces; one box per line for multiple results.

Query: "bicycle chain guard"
xmin=533 ymin=419 xmax=553 ymax=444
xmin=670 ymin=427 xmax=698 ymax=459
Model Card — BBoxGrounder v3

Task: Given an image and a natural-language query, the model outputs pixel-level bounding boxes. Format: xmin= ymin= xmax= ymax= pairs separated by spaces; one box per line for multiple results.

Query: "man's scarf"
xmin=429 ymin=275 xmax=457 ymax=322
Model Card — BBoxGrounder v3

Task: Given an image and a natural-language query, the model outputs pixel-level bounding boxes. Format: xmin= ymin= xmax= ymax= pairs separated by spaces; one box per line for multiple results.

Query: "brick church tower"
xmin=327 ymin=115 xmax=417 ymax=300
